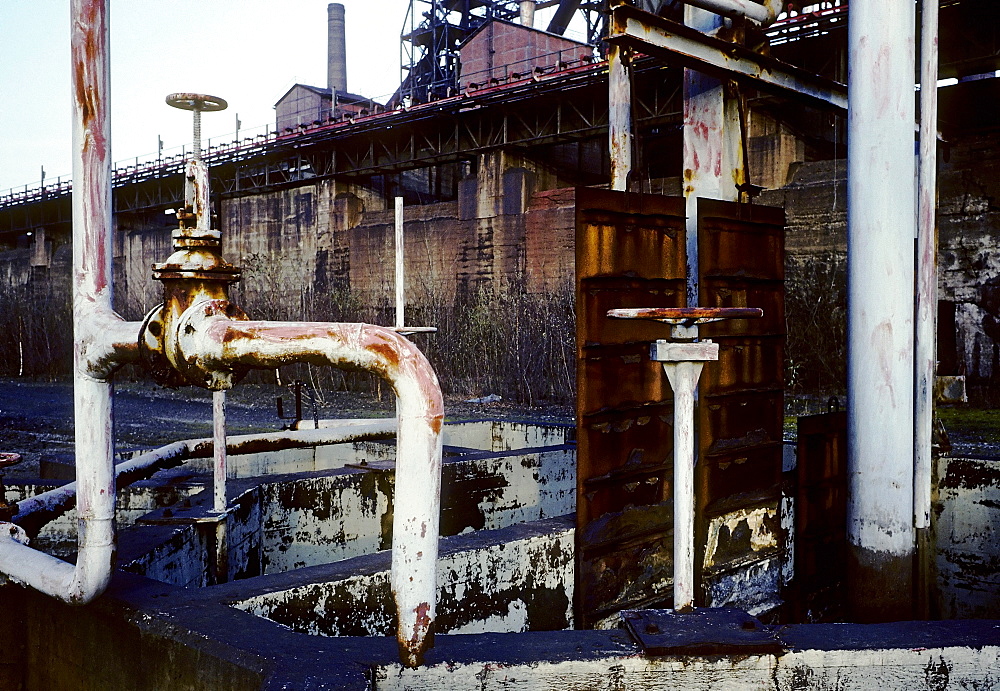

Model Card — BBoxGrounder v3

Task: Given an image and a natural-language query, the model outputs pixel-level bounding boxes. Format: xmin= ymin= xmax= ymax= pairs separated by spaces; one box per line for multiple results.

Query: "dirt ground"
xmin=0 ymin=377 xmax=572 ymax=479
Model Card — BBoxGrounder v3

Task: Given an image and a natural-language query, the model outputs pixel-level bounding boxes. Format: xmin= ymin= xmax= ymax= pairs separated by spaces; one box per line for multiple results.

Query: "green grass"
xmin=937 ymin=407 xmax=1000 ymax=446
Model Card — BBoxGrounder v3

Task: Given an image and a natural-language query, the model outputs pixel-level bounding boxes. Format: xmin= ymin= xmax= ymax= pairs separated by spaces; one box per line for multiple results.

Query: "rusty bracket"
xmin=651 ymin=340 xmax=719 ymax=362
xmin=607 ymin=4 xmax=847 ymax=112
xmin=622 ymin=608 xmax=785 ymax=656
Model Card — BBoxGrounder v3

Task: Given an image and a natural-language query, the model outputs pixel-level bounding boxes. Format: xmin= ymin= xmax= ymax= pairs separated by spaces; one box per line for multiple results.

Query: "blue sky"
xmin=0 ymin=1 xmax=582 ymax=193
xmin=0 ymin=0 xmax=413 ymax=191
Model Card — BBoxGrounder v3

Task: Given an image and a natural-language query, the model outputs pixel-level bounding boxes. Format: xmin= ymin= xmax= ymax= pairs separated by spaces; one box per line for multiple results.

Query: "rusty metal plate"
xmin=576 ymin=188 xmax=686 ymax=626
xmin=622 ymin=608 xmax=784 ymax=656
xmin=576 ymin=193 xmax=785 ymax=622
xmin=793 ymin=410 xmax=847 ymax=622
xmin=697 ymin=198 xmax=785 ymax=604
xmin=697 ymin=200 xmax=785 ymax=282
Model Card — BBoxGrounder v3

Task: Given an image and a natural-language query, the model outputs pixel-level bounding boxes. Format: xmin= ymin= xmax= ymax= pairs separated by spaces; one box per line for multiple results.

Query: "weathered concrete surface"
xmin=934 ymin=455 xmax=1000 ymax=619
xmin=231 ymin=516 xmax=574 ymax=637
xmin=376 ymin=617 xmax=1000 ymax=690
xmin=6 ymin=564 xmax=1000 ymax=691
xmin=108 ymin=426 xmax=574 ymax=585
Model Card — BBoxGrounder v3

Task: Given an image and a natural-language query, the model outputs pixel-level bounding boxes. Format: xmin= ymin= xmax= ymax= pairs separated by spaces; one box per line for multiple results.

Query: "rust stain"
xmin=367 ymin=342 xmax=401 ymax=369
xmin=412 ymin=601 xmax=432 ymax=640
xmin=429 ymin=416 xmax=443 ymax=435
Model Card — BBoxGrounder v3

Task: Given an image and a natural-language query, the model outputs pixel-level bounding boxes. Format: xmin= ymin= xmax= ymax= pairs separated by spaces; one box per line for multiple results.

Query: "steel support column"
xmin=846 ymin=0 xmax=916 ymax=621
xmin=914 ymin=0 xmax=939 ymax=533
xmin=682 ymin=7 xmax=742 ymax=305
xmin=608 ymin=43 xmax=633 ymax=191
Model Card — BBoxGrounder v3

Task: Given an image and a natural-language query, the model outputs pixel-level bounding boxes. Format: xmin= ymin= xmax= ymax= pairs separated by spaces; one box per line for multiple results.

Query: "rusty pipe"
xmin=177 ymin=305 xmax=443 ymax=668
xmin=0 ymin=0 xmax=140 ymax=605
xmin=677 ymin=0 xmax=783 ymax=26
xmin=608 ymin=42 xmax=633 ymax=191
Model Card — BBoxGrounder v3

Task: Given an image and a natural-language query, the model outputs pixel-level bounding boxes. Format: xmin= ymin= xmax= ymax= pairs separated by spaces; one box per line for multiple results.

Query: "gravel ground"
xmin=3 ymin=378 xmax=993 ymax=480
xmin=0 ymin=378 xmax=572 ymax=479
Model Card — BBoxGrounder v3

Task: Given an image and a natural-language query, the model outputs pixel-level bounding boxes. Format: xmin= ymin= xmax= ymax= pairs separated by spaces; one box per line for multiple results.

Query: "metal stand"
xmin=609 ymin=306 xmax=762 ymax=611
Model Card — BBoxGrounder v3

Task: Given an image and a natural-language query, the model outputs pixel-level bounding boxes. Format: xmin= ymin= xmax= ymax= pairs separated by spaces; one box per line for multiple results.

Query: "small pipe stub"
xmin=166 ymin=93 xmax=228 ymax=112
xmin=0 ymin=453 xmax=21 ymax=522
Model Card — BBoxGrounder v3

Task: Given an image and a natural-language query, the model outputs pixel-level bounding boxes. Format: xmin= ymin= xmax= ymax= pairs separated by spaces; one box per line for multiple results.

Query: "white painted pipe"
xmin=663 ymin=361 xmax=705 ymax=611
xmin=520 ymin=0 xmax=535 ymax=27
xmin=608 ymin=43 xmax=633 ymax=191
xmin=846 ymin=0 xmax=916 ymax=618
xmin=914 ymin=0 xmax=939 ymax=531
xmin=0 ymin=0 xmax=140 ymax=605
xmin=679 ymin=0 xmax=783 ymax=26
xmin=14 ymin=422 xmax=398 ymax=524
xmin=183 ymin=315 xmax=443 ymax=668
xmin=395 ymin=196 xmax=405 ymax=330
xmin=213 ymin=390 xmax=227 ymax=513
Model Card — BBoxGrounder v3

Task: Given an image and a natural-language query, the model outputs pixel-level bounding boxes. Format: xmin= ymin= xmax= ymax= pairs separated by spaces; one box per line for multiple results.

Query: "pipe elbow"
xmin=76 ymin=306 xmax=141 ymax=380
xmin=761 ymin=0 xmax=783 ymax=26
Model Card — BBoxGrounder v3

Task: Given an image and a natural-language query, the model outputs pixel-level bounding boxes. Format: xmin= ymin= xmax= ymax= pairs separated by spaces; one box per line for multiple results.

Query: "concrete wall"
xmin=111 ymin=426 xmax=575 ymax=586
xmin=934 ymin=455 xmax=1000 ymax=619
xmin=759 ymin=126 xmax=1000 ymax=398
xmin=375 ymin=628 xmax=1000 ymax=690
xmin=232 ymin=516 xmax=574 ymax=637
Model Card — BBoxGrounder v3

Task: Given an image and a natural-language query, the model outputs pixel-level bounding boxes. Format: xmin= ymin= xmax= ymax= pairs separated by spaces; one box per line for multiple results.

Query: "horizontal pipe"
xmin=679 ymin=0 xmax=782 ymax=26
xmin=14 ymin=421 xmax=398 ymax=525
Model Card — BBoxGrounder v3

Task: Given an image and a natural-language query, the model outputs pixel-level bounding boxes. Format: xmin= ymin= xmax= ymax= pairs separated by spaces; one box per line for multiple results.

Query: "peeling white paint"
xmin=375 ymin=643 xmax=1000 ymax=690
xmin=234 ymin=525 xmax=574 ymax=637
xmin=703 ymin=505 xmax=780 ymax=570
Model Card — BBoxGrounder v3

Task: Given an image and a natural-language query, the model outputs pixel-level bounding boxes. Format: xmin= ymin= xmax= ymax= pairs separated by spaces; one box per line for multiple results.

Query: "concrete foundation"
xmin=3 ymin=421 xmax=1000 ymax=687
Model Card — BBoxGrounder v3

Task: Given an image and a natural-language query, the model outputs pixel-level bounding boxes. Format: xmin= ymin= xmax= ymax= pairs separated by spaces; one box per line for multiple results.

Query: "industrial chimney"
xmin=328 ymin=3 xmax=347 ymax=94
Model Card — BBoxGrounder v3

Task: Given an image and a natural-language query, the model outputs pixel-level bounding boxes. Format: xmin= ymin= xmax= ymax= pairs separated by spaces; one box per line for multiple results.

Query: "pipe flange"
xmin=175 ymin=299 xmax=250 ymax=390
xmin=138 ymin=304 xmax=188 ymax=388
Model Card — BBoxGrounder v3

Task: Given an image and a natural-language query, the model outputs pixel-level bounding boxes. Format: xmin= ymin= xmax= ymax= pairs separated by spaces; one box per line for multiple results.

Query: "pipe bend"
xmin=197 ymin=317 xmax=443 ymax=420
xmin=75 ymin=305 xmax=142 ymax=380
xmin=186 ymin=312 xmax=443 ymax=667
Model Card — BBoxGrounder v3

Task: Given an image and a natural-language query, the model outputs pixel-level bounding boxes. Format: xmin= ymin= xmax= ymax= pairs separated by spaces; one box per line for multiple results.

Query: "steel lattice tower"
xmin=398 ymin=0 xmax=608 ymax=105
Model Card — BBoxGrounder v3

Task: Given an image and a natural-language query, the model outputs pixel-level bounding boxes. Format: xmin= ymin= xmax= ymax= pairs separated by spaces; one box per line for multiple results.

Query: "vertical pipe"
xmin=682 ymin=7 xmax=742 ymax=306
xmin=70 ymin=0 xmax=116 ymax=603
xmin=608 ymin=43 xmax=632 ymax=191
xmin=663 ymin=360 xmax=705 ymax=611
xmin=213 ymin=388 xmax=229 ymax=585
xmin=395 ymin=196 xmax=405 ymax=330
xmin=192 ymin=108 xmax=202 ymax=161
xmin=328 ymin=3 xmax=348 ymax=94
xmin=914 ymin=0 xmax=939 ymax=532
xmin=846 ymin=0 xmax=916 ymax=621
xmin=213 ymin=390 xmax=227 ymax=513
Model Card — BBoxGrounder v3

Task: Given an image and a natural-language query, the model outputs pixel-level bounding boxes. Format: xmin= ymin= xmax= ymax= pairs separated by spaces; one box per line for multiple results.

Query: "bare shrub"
xmin=0 ymin=279 xmax=71 ymax=379
xmin=785 ymin=252 xmax=847 ymax=394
